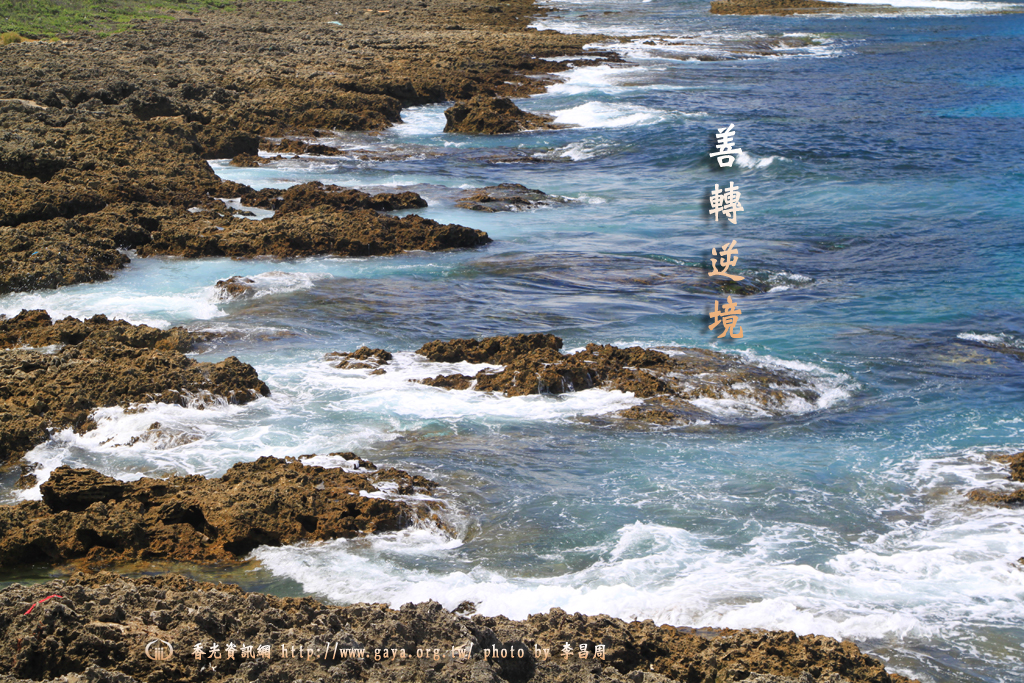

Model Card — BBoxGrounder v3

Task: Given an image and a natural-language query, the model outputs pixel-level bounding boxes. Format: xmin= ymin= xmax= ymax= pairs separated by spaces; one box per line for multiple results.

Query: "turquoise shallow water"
xmin=2 ymin=2 xmax=1023 ymax=681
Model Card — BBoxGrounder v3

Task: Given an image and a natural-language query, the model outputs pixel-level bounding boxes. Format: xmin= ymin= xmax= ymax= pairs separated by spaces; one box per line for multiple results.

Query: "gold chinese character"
xmin=709 ymin=239 xmax=744 ymax=281
xmin=709 ymin=297 xmax=743 ymax=339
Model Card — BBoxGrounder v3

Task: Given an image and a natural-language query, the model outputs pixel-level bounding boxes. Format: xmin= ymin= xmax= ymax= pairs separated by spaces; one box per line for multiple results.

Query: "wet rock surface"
xmin=0 ymin=0 xmax=610 ymax=293
xmin=455 ymin=183 xmax=568 ymax=212
xmin=0 ymin=455 xmax=440 ymax=568
xmin=710 ymin=0 xmax=859 ymax=14
xmin=213 ymin=275 xmax=256 ymax=300
xmin=968 ymin=451 xmax=1024 ymax=506
xmin=444 ymin=95 xmax=568 ymax=134
xmin=135 ymin=204 xmax=490 ymax=259
xmin=0 ymin=572 xmax=915 ymax=683
xmin=363 ymin=334 xmax=823 ymax=424
xmin=263 ymin=181 xmax=428 ymax=216
xmin=325 ymin=346 xmax=394 ymax=371
xmin=0 ymin=310 xmax=269 ymax=462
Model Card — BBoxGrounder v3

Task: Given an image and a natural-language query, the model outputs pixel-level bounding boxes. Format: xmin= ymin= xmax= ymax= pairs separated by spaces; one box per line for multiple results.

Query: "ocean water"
xmin=3 ymin=1 xmax=1023 ymax=681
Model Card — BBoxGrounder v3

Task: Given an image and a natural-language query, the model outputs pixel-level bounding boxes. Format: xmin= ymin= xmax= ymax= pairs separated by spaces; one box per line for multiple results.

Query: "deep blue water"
xmin=2 ymin=1 xmax=1022 ymax=681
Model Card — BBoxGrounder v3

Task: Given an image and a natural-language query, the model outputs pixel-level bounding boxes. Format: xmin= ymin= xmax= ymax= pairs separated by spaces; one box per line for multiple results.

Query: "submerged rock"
xmin=455 ymin=183 xmax=568 ymax=212
xmin=968 ymin=451 xmax=1024 ymax=506
xmin=214 ymin=275 xmax=257 ymax=299
xmin=0 ymin=455 xmax=441 ymax=567
xmin=0 ymin=572 xmax=917 ymax=683
xmin=325 ymin=346 xmax=394 ymax=370
xmin=0 ymin=310 xmax=269 ymax=462
xmin=444 ymin=95 xmax=568 ymax=134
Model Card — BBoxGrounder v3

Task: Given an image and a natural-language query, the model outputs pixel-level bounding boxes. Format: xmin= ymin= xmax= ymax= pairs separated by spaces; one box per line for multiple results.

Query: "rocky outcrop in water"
xmin=213 ymin=275 xmax=256 ymax=300
xmin=326 ymin=346 xmax=394 ymax=371
xmin=324 ymin=334 xmax=824 ymax=425
xmin=455 ymin=183 xmax=568 ymax=212
xmin=0 ymin=571 xmax=917 ymax=683
xmin=0 ymin=310 xmax=268 ymax=462
xmin=0 ymin=455 xmax=441 ymax=568
xmin=968 ymin=451 xmax=1024 ymax=506
xmin=710 ymin=0 xmax=879 ymax=15
xmin=260 ymin=181 xmax=428 ymax=216
xmin=137 ymin=205 xmax=489 ymax=259
xmin=444 ymin=95 xmax=567 ymax=134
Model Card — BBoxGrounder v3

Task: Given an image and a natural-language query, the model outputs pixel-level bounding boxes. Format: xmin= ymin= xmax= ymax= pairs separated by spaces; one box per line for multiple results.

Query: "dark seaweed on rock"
xmin=0 ymin=572 xmax=917 ymax=683
xmin=0 ymin=455 xmax=441 ymax=568
xmin=0 ymin=310 xmax=269 ymax=462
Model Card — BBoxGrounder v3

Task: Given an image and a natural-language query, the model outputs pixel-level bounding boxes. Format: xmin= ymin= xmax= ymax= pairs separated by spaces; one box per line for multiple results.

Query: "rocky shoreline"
xmin=0 ymin=1 xmax=923 ymax=681
xmin=0 ymin=571 xmax=916 ymax=683
xmin=1 ymin=0 xmax=614 ymax=294
xmin=0 ymin=455 xmax=442 ymax=569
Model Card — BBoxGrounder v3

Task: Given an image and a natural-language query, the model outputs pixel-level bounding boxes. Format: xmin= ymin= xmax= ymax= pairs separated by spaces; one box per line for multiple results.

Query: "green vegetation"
xmin=1 ymin=30 xmax=27 ymax=44
xmin=0 ymin=0 xmax=295 ymax=39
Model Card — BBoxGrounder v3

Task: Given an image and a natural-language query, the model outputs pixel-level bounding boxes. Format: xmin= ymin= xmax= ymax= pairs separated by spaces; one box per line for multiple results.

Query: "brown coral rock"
xmin=0 ymin=455 xmax=438 ymax=567
xmin=138 ymin=204 xmax=490 ymax=258
xmin=0 ymin=310 xmax=268 ymax=462
xmin=325 ymin=346 xmax=394 ymax=370
xmin=272 ymin=181 xmax=428 ymax=216
xmin=444 ymin=95 xmax=567 ymax=134
xmin=967 ymin=451 xmax=1024 ymax=506
xmin=0 ymin=574 xmax=916 ymax=683
xmin=411 ymin=334 xmax=823 ymax=423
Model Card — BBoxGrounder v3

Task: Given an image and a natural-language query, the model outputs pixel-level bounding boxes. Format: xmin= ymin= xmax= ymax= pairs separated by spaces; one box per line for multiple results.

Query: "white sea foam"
xmin=316 ymin=351 xmax=642 ymax=422
xmin=533 ymin=140 xmax=612 ymax=161
xmin=544 ymin=64 xmax=656 ymax=96
xmin=208 ymin=270 xmax=331 ymax=302
xmin=0 ymin=280 xmax=228 ymax=328
xmin=552 ymin=101 xmax=668 ymax=129
xmin=254 ymin=499 xmax=1024 ymax=648
xmin=217 ymin=197 xmax=275 ymax=220
xmin=767 ymin=271 xmax=814 ymax=293
xmin=957 ymin=332 xmax=1024 ymax=348
xmin=736 ymin=151 xmax=783 ymax=169
xmin=390 ymin=106 xmax=449 ymax=137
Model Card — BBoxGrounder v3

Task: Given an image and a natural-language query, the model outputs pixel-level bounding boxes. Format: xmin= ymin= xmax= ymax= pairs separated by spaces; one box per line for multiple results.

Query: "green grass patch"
xmin=0 ymin=0 xmax=297 ymax=39
xmin=1 ymin=30 xmax=27 ymax=44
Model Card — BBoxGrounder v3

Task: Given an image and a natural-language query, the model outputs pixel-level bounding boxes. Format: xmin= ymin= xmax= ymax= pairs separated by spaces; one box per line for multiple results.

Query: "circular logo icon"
xmin=146 ymin=639 xmax=174 ymax=661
